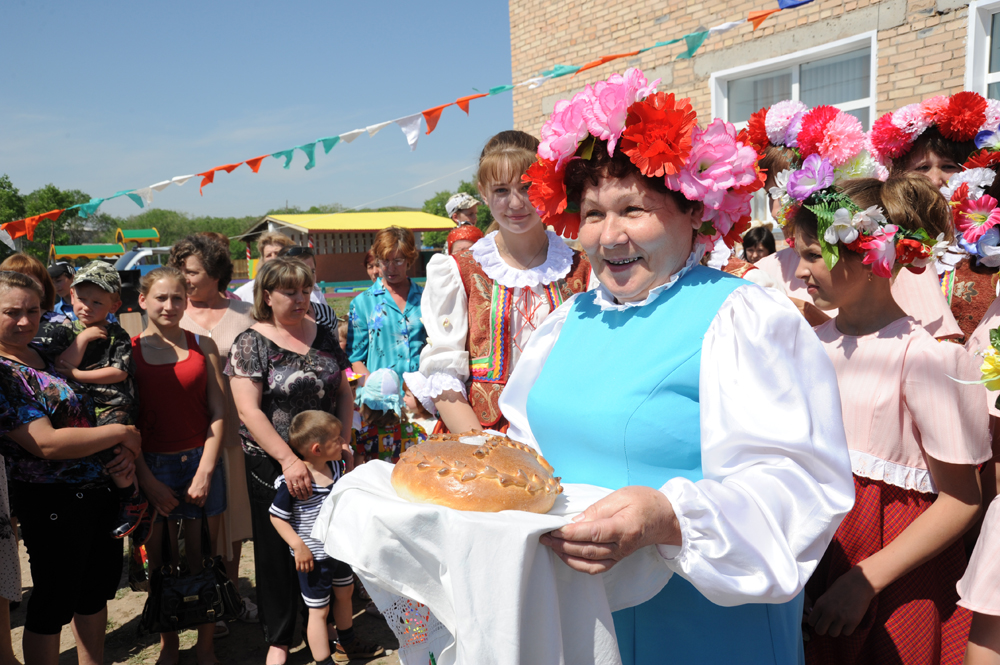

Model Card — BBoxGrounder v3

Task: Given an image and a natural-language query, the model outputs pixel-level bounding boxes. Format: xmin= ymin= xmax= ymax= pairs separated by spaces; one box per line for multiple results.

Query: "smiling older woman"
xmin=499 ymin=70 xmax=855 ymax=664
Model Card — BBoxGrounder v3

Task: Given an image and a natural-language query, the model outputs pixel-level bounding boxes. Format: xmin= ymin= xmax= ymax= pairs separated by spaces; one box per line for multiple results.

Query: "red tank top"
xmin=132 ymin=331 xmax=210 ymax=454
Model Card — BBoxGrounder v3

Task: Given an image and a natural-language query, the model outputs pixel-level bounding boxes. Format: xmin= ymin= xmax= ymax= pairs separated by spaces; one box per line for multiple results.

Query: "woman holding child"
xmin=499 ymin=70 xmax=854 ymax=664
xmin=0 ymin=270 xmax=141 ymax=665
xmin=228 ymin=258 xmax=375 ymax=664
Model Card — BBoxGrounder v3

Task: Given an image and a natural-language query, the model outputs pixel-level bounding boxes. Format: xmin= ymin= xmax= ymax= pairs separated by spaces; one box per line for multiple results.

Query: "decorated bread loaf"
xmin=390 ymin=432 xmax=563 ymax=513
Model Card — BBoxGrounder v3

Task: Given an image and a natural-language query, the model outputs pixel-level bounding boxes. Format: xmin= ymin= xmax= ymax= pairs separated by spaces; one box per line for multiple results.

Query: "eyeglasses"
xmin=376 ymin=258 xmax=407 ymax=268
xmin=281 ymin=246 xmax=313 ymax=258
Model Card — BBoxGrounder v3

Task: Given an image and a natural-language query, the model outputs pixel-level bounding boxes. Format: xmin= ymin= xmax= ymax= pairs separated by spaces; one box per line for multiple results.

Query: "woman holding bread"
xmin=416 ymin=130 xmax=590 ymax=433
xmin=499 ymin=69 xmax=855 ymax=664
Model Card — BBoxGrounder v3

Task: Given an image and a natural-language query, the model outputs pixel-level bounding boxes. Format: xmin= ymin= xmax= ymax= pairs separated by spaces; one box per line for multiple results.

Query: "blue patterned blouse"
xmin=346 ymin=278 xmax=426 ymax=376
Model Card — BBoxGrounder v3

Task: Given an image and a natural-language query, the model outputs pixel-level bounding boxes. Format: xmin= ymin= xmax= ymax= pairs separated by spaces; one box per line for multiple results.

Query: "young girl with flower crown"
xmin=870 ymin=92 xmax=1000 ymax=340
xmin=749 ymin=101 xmax=961 ymax=337
xmin=785 ymin=165 xmax=991 ymax=664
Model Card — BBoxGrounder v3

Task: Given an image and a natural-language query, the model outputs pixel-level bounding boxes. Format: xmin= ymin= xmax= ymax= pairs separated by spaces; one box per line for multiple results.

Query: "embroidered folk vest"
xmin=452 ymin=248 xmax=590 ymax=428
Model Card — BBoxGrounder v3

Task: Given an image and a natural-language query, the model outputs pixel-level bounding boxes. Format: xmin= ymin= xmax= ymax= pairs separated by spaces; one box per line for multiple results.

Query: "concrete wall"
xmin=509 ymin=0 xmax=972 ymax=135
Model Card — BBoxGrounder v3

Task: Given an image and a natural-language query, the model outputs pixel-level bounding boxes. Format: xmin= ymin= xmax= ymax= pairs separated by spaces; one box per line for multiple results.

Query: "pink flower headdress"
xmin=525 ymin=67 xmax=763 ymax=246
xmin=869 ymin=92 xmax=1000 ymax=165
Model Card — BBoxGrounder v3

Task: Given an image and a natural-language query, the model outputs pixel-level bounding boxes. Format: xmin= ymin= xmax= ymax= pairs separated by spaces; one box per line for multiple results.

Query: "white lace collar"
xmin=591 ymin=243 xmax=706 ymax=312
xmin=471 ymin=230 xmax=575 ymax=288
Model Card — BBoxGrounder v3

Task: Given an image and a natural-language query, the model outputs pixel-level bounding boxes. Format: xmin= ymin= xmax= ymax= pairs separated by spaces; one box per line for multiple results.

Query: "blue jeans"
xmin=143 ymin=447 xmax=227 ymax=521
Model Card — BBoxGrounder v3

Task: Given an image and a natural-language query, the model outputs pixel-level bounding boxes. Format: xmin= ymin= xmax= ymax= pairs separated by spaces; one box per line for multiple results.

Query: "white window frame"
xmin=709 ymin=31 xmax=878 ymax=129
xmin=966 ymin=0 xmax=1000 ymax=96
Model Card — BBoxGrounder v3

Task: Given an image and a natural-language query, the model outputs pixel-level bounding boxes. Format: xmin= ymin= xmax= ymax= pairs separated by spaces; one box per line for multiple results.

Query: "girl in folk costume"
xmin=750 ymin=101 xmax=961 ymax=337
xmin=870 ymin=92 xmax=1000 ymax=340
xmin=783 ymin=157 xmax=991 ymax=663
xmin=416 ymin=130 xmax=590 ymax=433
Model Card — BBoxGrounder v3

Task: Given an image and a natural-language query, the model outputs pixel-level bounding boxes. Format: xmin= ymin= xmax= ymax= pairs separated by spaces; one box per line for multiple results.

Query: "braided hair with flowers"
xmin=774 ymin=108 xmax=948 ymax=277
xmin=522 ymin=68 xmax=763 ymax=247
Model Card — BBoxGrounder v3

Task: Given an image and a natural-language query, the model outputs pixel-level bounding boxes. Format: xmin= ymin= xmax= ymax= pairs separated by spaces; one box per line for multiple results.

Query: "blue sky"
xmin=0 ymin=0 xmax=515 ymax=219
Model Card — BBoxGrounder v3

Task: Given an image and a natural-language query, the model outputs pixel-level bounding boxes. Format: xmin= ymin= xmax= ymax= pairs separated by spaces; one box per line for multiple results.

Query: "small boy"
xmin=46 ymin=260 xmax=149 ymax=540
xmin=269 ymin=410 xmax=384 ymax=665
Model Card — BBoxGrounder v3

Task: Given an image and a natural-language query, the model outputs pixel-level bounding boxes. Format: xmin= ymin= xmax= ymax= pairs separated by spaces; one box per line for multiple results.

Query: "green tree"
xmin=421 ymin=178 xmax=492 ymax=248
xmin=18 ymin=184 xmax=95 ymax=260
xmin=109 ymin=209 xmax=259 ymax=262
xmin=0 ymin=175 xmax=25 ymax=224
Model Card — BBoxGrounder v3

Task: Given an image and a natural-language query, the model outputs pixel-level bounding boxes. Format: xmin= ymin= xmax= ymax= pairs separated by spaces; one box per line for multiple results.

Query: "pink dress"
xmin=807 ymin=317 xmax=991 ymax=665
xmin=957 ymin=495 xmax=1000 ymax=616
xmin=755 ymin=248 xmax=962 ymax=338
xmin=965 ymin=296 xmax=1000 ymax=417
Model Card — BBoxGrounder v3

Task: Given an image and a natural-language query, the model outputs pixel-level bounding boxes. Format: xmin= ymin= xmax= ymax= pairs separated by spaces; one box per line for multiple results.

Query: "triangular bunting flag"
xmin=298 ymin=143 xmax=317 ymax=170
xmin=395 ymin=114 xmax=422 ymax=151
xmin=77 ymin=198 xmax=105 ymax=218
xmin=573 ymin=50 xmax=641 ymax=77
xmin=749 ymin=8 xmax=781 ymax=29
xmin=541 ymin=64 xmax=580 ymax=78
xmin=340 ymin=129 xmax=365 ymax=143
xmin=488 ymin=85 xmax=514 ymax=95
xmin=272 ymin=149 xmax=296 ymax=169
xmin=366 ymin=121 xmax=392 ymax=137
xmin=1 ymin=219 xmax=26 ymax=240
xmin=150 ymin=180 xmax=172 ymax=192
xmin=0 ymin=229 xmax=13 ymax=250
xmin=171 ymin=175 xmax=195 ymax=186
xmin=778 ymin=0 xmax=812 ymax=8
xmin=217 ymin=162 xmax=243 ymax=174
xmin=676 ymin=31 xmax=710 ymax=60
xmin=319 ymin=137 xmax=340 ymax=154
xmin=246 ymin=155 xmax=268 ymax=173
xmin=196 ymin=171 xmax=216 ymax=196
xmin=709 ymin=19 xmax=746 ymax=33
xmin=132 ymin=187 xmax=154 ymax=205
xmin=455 ymin=93 xmax=489 ymax=114
xmin=422 ymin=104 xmax=452 ymax=135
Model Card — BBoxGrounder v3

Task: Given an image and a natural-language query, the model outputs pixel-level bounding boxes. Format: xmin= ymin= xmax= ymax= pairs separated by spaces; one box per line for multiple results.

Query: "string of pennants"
xmin=1 ymin=0 xmax=812 ymax=241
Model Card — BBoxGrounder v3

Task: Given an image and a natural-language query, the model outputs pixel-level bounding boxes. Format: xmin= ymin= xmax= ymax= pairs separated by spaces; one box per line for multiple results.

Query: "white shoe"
xmin=238 ymin=597 xmax=259 ymax=623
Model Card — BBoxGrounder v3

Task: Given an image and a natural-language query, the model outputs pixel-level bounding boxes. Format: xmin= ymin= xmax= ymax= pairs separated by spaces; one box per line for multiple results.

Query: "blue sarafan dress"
xmin=500 ymin=263 xmax=855 ymax=665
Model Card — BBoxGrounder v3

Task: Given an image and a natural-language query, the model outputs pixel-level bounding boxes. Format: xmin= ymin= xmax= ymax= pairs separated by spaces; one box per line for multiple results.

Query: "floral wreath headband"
xmin=772 ymin=150 xmax=948 ymax=277
xmin=869 ymin=92 xmax=1000 ymax=165
xmin=522 ymin=67 xmax=763 ymax=247
xmin=941 ymin=159 xmax=1000 ymax=267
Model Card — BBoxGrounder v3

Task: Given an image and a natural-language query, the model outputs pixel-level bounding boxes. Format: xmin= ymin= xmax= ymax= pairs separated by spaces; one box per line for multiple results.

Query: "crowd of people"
xmin=2 ymin=67 xmax=1000 ymax=665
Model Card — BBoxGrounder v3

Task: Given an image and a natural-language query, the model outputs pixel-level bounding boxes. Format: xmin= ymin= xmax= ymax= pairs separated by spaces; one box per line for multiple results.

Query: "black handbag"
xmin=139 ymin=516 xmax=241 ymax=634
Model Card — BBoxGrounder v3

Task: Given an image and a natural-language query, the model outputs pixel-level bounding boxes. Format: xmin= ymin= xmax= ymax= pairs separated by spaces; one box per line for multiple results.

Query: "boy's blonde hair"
xmin=289 ymin=410 xmax=342 ymax=456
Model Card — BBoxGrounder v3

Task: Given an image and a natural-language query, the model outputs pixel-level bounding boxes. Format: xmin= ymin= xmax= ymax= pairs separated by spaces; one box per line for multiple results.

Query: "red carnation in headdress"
xmin=746 ymin=107 xmax=770 ymax=153
xmin=523 ymin=158 xmax=581 ymax=239
xmin=723 ymin=215 xmax=752 ymax=248
xmin=938 ymin=92 xmax=988 ymax=142
xmin=869 ymin=112 xmax=912 ymax=161
xmin=966 ymin=149 xmax=1000 ymax=170
xmin=619 ymin=92 xmax=697 ymax=178
xmin=795 ymin=106 xmax=839 ymax=159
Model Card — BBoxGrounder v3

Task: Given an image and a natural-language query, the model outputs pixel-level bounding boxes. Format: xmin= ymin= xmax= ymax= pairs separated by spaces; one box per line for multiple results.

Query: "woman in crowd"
xmin=741 ymin=225 xmax=775 ymax=263
xmin=869 ymin=92 xmax=995 ymax=340
xmin=233 ymin=232 xmax=295 ymax=303
xmin=0 ymin=254 xmax=58 ymax=326
xmin=785 ymin=169 xmax=988 ymax=662
xmin=0 ymin=270 xmax=141 ymax=665
xmin=417 ymin=130 xmax=591 ymax=433
xmin=228 ymin=258 xmax=358 ymax=665
xmin=195 ymin=232 xmax=241 ymax=301
xmin=133 ymin=267 xmax=227 ymax=665
xmin=347 ymin=227 xmax=426 ymax=379
xmin=169 ymin=236 xmax=258 ymax=629
xmin=749 ymin=102 xmax=962 ymax=338
xmin=500 ymin=70 xmax=854 ymax=664
xmin=364 ymin=249 xmax=380 ymax=282
xmin=275 ymin=245 xmax=340 ymax=342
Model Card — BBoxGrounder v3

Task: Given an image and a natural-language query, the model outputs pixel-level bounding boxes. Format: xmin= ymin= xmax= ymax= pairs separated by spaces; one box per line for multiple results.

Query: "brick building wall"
xmin=510 ymin=0 xmax=972 ymax=135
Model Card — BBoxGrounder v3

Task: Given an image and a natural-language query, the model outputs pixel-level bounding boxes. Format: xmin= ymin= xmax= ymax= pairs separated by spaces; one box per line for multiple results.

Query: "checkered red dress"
xmin=804 ymin=475 xmax=971 ymax=665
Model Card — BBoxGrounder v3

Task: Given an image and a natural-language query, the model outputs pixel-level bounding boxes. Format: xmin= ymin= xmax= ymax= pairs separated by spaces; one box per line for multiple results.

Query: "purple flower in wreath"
xmin=787 ymin=154 xmax=835 ymax=201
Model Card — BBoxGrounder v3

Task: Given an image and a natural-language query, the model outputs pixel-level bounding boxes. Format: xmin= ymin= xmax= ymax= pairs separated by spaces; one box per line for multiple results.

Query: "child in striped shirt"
xmin=269 ymin=410 xmax=383 ymax=664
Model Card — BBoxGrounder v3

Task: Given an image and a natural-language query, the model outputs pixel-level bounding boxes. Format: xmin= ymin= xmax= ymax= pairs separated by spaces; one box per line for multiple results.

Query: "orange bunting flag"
xmin=422 ymin=104 xmax=453 ymax=135
xmin=749 ymin=8 xmax=781 ymax=30
xmin=245 ymin=155 xmax=268 ymax=173
xmin=573 ymin=51 xmax=642 ymax=77
xmin=196 ymin=162 xmax=243 ymax=195
xmin=2 ymin=209 xmax=64 ymax=241
xmin=455 ymin=93 xmax=489 ymax=114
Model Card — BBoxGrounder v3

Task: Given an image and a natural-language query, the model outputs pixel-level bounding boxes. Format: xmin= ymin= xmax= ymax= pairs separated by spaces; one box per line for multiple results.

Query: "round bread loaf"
xmin=391 ymin=432 xmax=563 ymax=513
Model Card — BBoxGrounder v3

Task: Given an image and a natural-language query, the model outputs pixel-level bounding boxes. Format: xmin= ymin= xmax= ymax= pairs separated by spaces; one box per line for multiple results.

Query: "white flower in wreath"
xmin=824 ymin=208 xmax=860 ymax=245
xmin=941 ymin=168 xmax=996 ymax=201
xmin=852 ymin=206 xmax=886 ymax=235
xmin=913 ymin=232 xmax=951 ymax=268
xmin=768 ymin=169 xmax=792 ymax=208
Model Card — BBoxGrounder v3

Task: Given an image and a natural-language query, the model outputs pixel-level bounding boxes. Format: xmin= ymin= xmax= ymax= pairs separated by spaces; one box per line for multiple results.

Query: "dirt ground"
xmin=10 ymin=538 xmax=401 ymax=665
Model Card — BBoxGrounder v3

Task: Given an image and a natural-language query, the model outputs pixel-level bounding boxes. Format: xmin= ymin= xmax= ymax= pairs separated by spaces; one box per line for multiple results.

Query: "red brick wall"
xmin=510 ymin=0 xmax=971 ymax=135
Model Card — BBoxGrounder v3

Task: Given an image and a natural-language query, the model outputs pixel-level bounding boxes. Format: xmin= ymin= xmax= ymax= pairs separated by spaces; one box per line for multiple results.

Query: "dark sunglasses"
xmin=280 ymin=246 xmax=314 ymax=258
